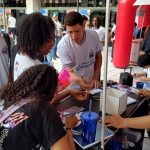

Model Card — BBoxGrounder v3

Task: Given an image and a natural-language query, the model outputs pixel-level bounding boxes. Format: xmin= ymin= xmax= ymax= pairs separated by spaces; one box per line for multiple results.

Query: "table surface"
xmin=56 ymin=92 xmax=148 ymax=150
xmin=56 ymin=92 xmax=142 ymax=118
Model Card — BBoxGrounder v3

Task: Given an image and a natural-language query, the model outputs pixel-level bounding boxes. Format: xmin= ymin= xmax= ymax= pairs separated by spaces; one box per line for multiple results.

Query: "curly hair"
xmin=16 ymin=12 xmax=55 ymax=59
xmin=64 ymin=11 xmax=83 ymax=26
xmin=0 ymin=64 xmax=58 ymax=108
xmin=137 ymin=54 xmax=150 ymax=67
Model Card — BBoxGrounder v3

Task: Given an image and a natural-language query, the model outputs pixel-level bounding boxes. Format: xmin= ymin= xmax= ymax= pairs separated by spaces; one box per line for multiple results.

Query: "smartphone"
xmin=62 ymin=106 xmax=84 ymax=116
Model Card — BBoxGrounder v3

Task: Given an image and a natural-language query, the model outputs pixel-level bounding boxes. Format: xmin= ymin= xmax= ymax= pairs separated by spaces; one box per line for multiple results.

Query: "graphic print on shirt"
xmin=76 ymin=50 xmax=95 ymax=72
xmin=4 ymin=112 xmax=29 ymax=128
xmin=0 ymin=112 xmax=29 ymax=149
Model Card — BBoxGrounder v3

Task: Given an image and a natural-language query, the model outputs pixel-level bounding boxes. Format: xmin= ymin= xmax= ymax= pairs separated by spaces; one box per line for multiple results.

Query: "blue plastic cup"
xmin=136 ymin=82 xmax=144 ymax=89
xmin=81 ymin=111 xmax=99 ymax=143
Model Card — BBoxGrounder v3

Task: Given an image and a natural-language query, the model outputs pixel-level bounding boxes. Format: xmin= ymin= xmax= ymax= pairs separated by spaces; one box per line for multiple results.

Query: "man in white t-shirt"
xmin=57 ymin=12 xmax=102 ymax=90
xmin=13 ymin=12 xmax=89 ymax=104
xmin=92 ymin=15 xmax=105 ymax=50
xmin=8 ymin=12 xmax=16 ymax=40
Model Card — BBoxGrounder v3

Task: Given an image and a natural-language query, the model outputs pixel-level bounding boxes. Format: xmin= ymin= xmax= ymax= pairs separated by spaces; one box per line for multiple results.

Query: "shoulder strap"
xmin=2 ymin=32 xmax=11 ymax=58
xmin=0 ymin=99 xmax=32 ymax=123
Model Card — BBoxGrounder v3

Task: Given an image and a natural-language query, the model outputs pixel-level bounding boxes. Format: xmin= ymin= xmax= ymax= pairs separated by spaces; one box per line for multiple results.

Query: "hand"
xmin=133 ymin=73 xmax=146 ymax=78
xmin=80 ymin=78 xmax=93 ymax=90
xmin=139 ymin=89 xmax=150 ymax=97
xmin=65 ymin=115 xmax=78 ymax=129
xmin=91 ymin=79 xmax=100 ymax=88
xmin=69 ymin=90 xmax=89 ymax=101
xmin=105 ymin=115 xmax=127 ymax=128
xmin=139 ymin=76 xmax=150 ymax=81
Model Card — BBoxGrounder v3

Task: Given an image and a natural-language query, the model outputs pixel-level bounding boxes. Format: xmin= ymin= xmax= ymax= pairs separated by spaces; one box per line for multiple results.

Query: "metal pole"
xmin=2 ymin=0 xmax=6 ymax=31
xmin=100 ymin=0 xmax=111 ymax=149
xmin=77 ymin=0 xmax=79 ymax=12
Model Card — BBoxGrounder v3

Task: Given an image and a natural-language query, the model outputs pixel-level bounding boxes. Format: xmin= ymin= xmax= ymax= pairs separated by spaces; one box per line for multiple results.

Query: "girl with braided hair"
xmin=0 ymin=64 xmax=76 ymax=150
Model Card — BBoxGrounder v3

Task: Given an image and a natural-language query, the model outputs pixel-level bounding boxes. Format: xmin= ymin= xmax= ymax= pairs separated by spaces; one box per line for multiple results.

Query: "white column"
xmin=26 ymin=0 xmax=41 ymax=14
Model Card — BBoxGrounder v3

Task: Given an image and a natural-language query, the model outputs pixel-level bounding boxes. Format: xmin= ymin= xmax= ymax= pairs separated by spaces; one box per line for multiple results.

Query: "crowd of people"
xmin=0 ymin=10 xmax=150 ymax=150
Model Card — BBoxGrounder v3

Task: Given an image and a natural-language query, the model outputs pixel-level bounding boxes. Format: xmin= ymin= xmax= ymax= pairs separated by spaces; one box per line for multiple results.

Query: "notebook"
xmin=73 ymin=122 xmax=114 ymax=149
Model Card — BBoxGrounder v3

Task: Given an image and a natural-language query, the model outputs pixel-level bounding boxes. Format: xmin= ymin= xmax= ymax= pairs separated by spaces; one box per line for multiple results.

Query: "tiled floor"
xmin=143 ymin=131 xmax=150 ymax=150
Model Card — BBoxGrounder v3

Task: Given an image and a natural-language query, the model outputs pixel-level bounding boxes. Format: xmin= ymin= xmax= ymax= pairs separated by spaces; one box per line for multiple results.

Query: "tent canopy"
xmin=133 ymin=0 xmax=150 ymax=6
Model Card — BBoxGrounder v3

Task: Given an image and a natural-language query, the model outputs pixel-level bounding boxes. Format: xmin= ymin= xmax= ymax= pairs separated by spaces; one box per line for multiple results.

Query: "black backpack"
xmin=119 ymin=67 xmax=133 ymax=86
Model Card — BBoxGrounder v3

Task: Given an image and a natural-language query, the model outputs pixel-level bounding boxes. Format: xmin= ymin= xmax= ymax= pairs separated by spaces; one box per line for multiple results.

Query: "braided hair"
xmin=0 ymin=64 xmax=58 ymax=108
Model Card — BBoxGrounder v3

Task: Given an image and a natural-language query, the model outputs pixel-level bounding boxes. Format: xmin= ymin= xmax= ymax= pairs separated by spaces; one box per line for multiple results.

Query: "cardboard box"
xmin=100 ymin=88 xmax=127 ymax=115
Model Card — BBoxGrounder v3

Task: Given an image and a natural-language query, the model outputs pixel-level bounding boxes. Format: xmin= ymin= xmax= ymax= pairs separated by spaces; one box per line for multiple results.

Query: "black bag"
xmin=119 ymin=67 xmax=133 ymax=86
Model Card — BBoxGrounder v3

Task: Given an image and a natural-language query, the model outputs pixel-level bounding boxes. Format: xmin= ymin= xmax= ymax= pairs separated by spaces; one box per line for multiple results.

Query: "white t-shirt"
xmin=93 ymin=26 xmax=105 ymax=43
xmin=14 ymin=53 xmax=41 ymax=81
xmin=8 ymin=16 xmax=16 ymax=28
xmin=144 ymin=68 xmax=150 ymax=78
xmin=54 ymin=20 xmax=62 ymax=37
xmin=111 ymin=24 xmax=116 ymax=41
xmin=57 ymin=29 xmax=102 ymax=81
xmin=143 ymin=68 xmax=150 ymax=89
xmin=146 ymin=68 xmax=150 ymax=78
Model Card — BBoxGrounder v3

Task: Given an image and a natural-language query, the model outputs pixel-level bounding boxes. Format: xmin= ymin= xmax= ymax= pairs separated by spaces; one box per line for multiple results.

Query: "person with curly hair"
xmin=13 ymin=12 xmax=89 ymax=104
xmin=0 ymin=64 xmax=76 ymax=150
xmin=14 ymin=12 xmax=55 ymax=81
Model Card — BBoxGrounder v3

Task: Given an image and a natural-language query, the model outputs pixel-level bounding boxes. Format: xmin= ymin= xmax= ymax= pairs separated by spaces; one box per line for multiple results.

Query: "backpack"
xmin=2 ymin=32 xmax=17 ymax=81
xmin=0 ymin=99 xmax=32 ymax=149
xmin=0 ymin=99 xmax=32 ymax=124
xmin=119 ymin=67 xmax=133 ymax=86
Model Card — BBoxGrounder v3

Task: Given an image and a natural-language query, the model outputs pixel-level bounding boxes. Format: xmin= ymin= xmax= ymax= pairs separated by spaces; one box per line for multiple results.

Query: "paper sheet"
xmin=127 ymin=97 xmax=137 ymax=105
xmin=89 ymin=88 xmax=103 ymax=95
